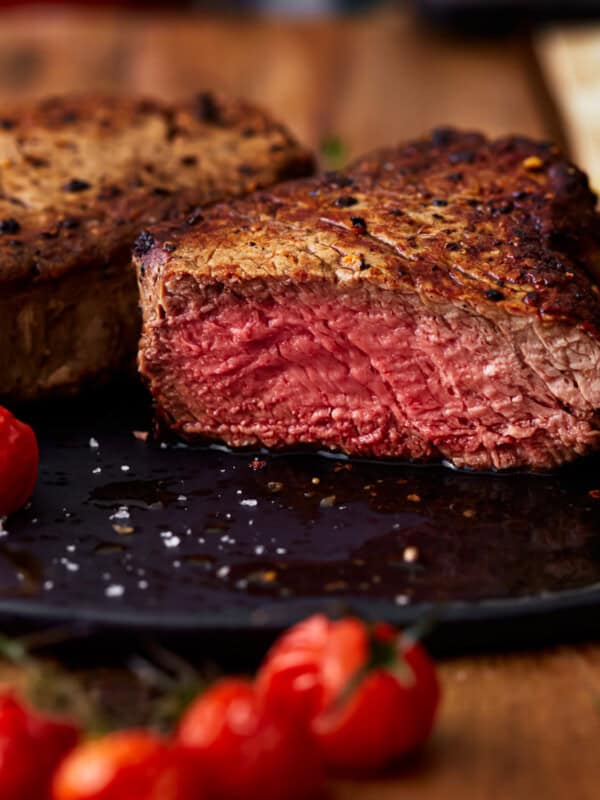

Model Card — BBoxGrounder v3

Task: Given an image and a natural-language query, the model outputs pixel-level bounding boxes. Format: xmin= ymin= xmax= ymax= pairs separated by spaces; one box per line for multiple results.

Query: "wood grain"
xmin=335 ymin=646 xmax=600 ymax=800
xmin=0 ymin=6 xmax=595 ymax=799
xmin=0 ymin=5 xmax=555 ymax=160
xmin=537 ymin=23 xmax=600 ymax=191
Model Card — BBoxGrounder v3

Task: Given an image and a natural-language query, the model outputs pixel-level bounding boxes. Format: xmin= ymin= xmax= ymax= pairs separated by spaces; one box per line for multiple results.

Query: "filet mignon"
xmin=136 ymin=129 xmax=600 ymax=471
xmin=0 ymin=93 xmax=313 ymax=401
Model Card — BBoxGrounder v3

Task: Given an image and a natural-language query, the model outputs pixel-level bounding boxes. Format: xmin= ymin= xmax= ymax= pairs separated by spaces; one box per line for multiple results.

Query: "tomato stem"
xmin=0 ymin=634 xmax=29 ymax=665
xmin=400 ymin=612 xmax=439 ymax=649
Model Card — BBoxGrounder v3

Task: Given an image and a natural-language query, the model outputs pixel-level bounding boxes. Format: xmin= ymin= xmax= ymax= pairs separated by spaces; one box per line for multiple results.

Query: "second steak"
xmin=1 ymin=93 xmax=313 ymax=401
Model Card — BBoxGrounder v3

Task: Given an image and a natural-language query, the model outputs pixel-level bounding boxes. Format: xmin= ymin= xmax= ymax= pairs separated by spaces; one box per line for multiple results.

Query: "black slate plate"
xmin=3 ymin=384 xmax=600 ymax=656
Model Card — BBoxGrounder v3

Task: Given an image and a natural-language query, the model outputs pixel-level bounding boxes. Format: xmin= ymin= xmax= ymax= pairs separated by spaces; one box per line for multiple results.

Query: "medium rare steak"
xmin=136 ymin=129 xmax=600 ymax=471
xmin=0 ymin=94 xmax=313 ymax=401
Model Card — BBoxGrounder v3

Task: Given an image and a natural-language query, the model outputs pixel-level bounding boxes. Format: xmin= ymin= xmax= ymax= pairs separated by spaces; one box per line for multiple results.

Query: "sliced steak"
xmin=136 ymin=130 xmax=600 ymax=471
xmin=1 ymin=93 xmax=313 ymax=401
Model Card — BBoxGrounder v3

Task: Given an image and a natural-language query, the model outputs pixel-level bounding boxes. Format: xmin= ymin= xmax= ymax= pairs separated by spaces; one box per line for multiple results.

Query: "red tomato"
xmin=0 ymin=693 xmax=80 ymax=800
xmin=177 ymin=678 xmax=325 ymax=800
xmin=255 ymin=615 xmax=364 ymax=729
xmin=0 ymin=407 xmax=39 ymax=516
xmin=52 ymin=729 xmax=195 ymax=800
xmin=257 ymin=615 xmax=440 ymax=774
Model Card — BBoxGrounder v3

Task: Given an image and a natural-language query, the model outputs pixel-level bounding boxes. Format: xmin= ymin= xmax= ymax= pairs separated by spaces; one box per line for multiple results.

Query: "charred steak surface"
xmin=1 ymin=93 xmax=313 ymax=401
xmin=137 ymin=129 xmax=600 ymax=471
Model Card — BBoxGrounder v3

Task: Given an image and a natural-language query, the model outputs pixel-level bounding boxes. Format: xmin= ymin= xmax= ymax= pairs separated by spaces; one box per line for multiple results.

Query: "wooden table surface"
xmin=0 ymin=5 xmax=598 ymax=799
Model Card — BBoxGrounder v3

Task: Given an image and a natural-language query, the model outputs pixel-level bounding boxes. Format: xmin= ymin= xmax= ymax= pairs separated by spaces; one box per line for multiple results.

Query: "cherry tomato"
xmin=255 ymin=614 xmax=362 ymax=729
xmin=177 ymin=678 xmax=325 ymax=800
xmin=0 ymin=692 xmax=80 ymax=800
xmin=0 ymin=407 xmax=38 ymax=516
xmin=52 ymin=729 xmax=195 ymax=800
xmin=257 ymin=615 xmax=440 ymax=774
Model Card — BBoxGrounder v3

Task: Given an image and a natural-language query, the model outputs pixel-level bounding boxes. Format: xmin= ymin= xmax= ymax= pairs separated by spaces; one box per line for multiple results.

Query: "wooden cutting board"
xmin=537 ymin=23 xmax=600 ymax=191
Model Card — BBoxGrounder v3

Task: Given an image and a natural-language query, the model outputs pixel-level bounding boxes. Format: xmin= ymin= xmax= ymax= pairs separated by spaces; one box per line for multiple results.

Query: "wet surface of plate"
xmin=3 ymin=387 xmax=600 ymax=654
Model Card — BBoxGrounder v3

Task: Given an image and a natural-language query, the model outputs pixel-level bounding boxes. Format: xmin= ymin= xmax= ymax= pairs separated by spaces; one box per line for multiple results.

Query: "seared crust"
xmin=138 ymin=129 xmax=600 ymax=333
xmin=0 ymin=93 xmax=314 ymax=286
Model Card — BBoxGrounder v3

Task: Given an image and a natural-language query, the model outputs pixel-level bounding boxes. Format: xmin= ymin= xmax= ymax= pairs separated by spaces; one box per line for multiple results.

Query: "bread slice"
xmin=0 ymin=93 xmax=313 ymax=401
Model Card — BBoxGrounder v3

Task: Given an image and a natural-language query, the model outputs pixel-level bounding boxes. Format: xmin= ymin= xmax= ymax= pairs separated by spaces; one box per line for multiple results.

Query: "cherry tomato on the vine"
xmin=0 ymin=692 xmax=80 ymax=800
xmin=256 ymin=614 xmax=440 ymax=774
xmin=177 ymin=677 xmax=326 ymax=800
xmin=0 ymin=407 xmax=38 ymax=516
xmin=52 ymin=729 xmax=196 ymax=800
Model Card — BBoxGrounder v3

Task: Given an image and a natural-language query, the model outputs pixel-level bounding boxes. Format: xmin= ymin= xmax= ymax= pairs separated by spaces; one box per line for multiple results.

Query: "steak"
xmin=136 ymin=129 xmax=600 ymax=471
xmin=0 ymin=93 xmax=313 ymax=401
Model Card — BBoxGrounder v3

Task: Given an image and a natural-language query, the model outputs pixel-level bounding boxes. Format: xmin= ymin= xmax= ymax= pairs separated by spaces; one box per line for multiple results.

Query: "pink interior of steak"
xmin=146 ymin=280 xmax=600 ymax=470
